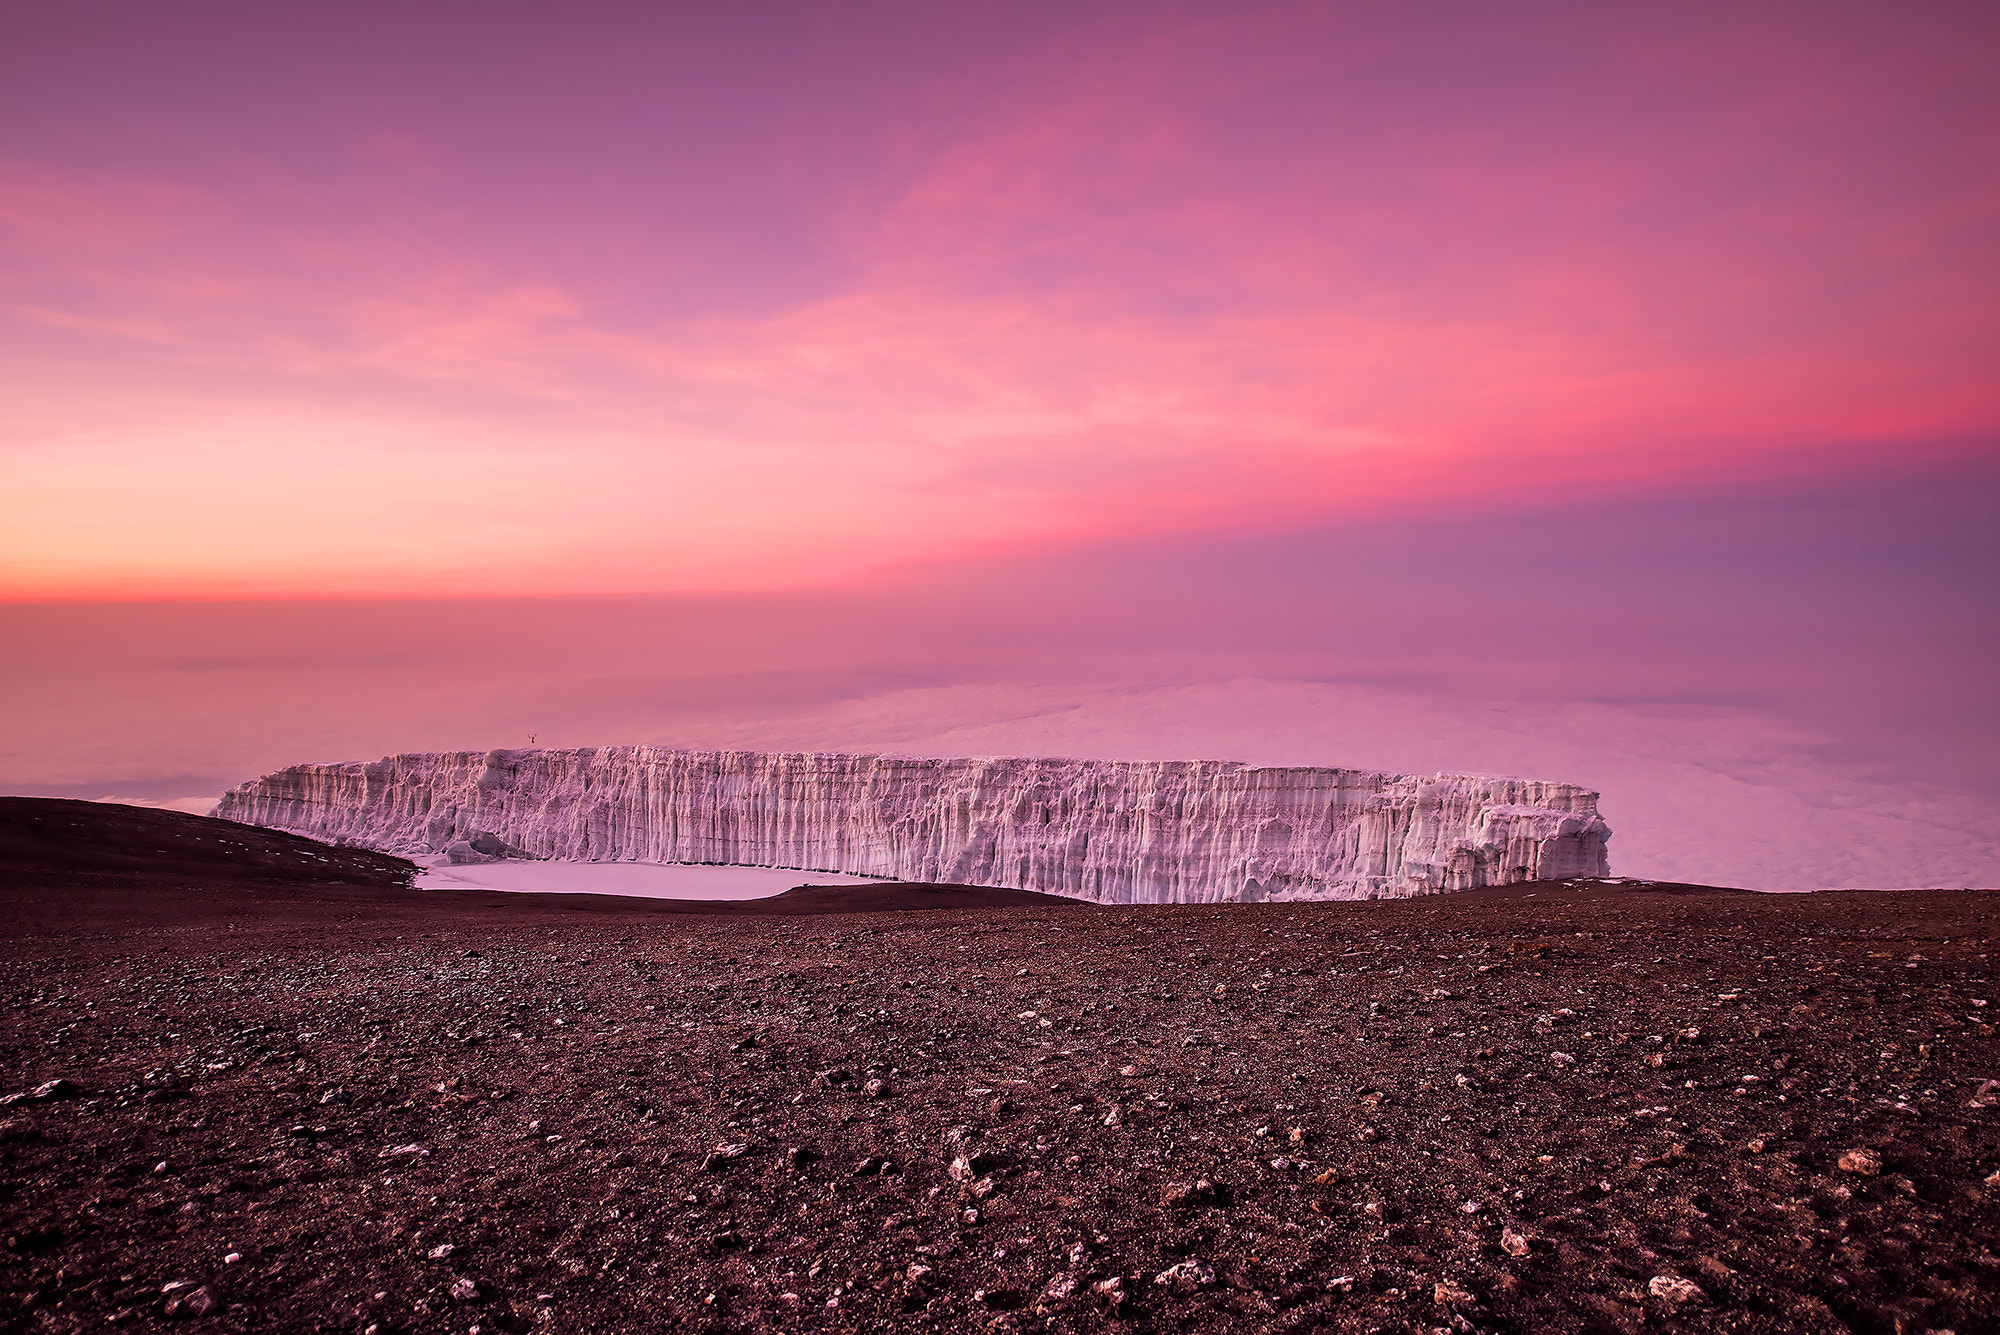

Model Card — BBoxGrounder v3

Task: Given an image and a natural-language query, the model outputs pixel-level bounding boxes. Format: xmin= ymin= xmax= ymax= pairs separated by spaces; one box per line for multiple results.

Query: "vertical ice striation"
xmin=213 ymin=748 xmax=1610 ymax=902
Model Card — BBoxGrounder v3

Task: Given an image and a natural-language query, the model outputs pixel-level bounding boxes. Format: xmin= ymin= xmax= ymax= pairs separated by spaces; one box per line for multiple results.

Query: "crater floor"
xmin=2 ymin=799 xmax=1996 ymax=1334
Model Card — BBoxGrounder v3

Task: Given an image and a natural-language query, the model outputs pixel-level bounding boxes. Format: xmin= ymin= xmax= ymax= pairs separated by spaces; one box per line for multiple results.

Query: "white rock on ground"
xmin=213 ymin=748 xmax=1611 ymax=903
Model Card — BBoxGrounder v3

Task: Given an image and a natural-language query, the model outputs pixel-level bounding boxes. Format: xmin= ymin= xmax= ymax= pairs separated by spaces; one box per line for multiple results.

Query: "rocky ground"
xmin=2 ymin=798 xmax=1998 ymax=1334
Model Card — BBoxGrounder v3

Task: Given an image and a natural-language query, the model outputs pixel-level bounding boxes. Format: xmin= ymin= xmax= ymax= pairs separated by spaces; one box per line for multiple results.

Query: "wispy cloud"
xmin=3 ymin=2 xmax=1997 ymax=597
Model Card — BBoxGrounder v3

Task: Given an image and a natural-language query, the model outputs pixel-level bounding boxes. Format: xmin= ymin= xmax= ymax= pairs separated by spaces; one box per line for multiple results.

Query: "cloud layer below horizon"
xmin=5 ymin=463 xmax=1996 ymax=890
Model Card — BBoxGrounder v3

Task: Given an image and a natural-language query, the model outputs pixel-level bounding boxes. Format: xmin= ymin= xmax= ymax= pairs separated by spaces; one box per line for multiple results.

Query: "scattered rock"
xmin=1035 ymin=1272 xmax=1079 ymax=1313
xmin=173 ymin=1286 xmax=219 ymax=1318
xmin=1838 ymin=1148 xmax=1883 ymax=1176
xmin=1154 ymin=1259 xmax=1217 ymax=1291
xmin=4 ymin=812 xmax=1992 ymax=1335
xmin=1435 ymin=1279 xmax=1475 ymax=1306
xmin=702 ymin=1143 xmax=752 ymax=1171
xmin=1160 ymin=1178 xmax=1219 ymax=1209
xmin=1648 ymin=1275 xmax=1705 ymax=1304
xmin=450 ymin=1277 xmax=479 ymax=1301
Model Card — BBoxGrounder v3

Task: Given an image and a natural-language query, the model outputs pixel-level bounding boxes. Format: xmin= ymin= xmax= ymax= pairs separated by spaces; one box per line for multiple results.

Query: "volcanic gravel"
xmin=2 ymin=799 xmax=1998 ymax=1334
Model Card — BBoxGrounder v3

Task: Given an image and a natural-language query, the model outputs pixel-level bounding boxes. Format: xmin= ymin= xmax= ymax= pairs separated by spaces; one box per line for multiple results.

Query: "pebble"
xmin=702 ymin=1143 xmax=752 ymax=1171
xmin=1154 ymin=1259 xmax=1217 ymax=1290
xmin=450 ymin=1278 xmax=479 ymax=1301
xmin=1838 ymin=1148 xmax=1882 ymax=1176
xmin=1648 ymin=1275 xmax=1705 ymax=1304
xmin=1500 ymin=1226 xmax=1531 ymax=1257
xmin=1160 ymin=1178 xmax=1217 ymax=1208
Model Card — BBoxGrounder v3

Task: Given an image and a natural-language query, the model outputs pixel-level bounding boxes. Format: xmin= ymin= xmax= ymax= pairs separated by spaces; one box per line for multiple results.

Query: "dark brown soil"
xmin=2 ymin=798 xmax=1997 ymax=1334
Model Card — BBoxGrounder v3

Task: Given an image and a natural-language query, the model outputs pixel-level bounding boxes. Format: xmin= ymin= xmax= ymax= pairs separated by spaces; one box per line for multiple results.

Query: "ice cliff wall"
xmin=214 ymin=748 xmax=1609 ymax=903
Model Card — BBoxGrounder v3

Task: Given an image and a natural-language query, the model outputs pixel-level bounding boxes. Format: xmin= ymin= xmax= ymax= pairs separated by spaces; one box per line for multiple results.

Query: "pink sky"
xmin=3 ymin=2 xmax=1997 ymax=888
xmin=5 ymin=0 xmax=1997 ymax=597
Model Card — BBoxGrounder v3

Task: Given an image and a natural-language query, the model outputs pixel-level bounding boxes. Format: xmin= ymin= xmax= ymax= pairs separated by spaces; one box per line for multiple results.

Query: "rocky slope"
xmin=2 ymin=814 xmax=1996 ymax=1335
xmin=215 ymin=749 xmax=1610 ymax=903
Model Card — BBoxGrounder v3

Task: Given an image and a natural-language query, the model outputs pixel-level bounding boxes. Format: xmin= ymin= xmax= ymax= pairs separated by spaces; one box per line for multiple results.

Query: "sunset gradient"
xmin=4 ymin=1 xmax=1997 ymax=889
xmin=7 ymin=1 xmax=1998 ymax=596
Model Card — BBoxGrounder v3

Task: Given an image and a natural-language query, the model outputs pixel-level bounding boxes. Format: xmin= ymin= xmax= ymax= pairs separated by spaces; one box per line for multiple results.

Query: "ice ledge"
xmin=215 ymin=747 xmax=1611 ymax=904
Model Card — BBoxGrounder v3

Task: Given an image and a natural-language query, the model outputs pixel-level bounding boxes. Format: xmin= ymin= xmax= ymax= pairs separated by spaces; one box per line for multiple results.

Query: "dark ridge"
xmin=0 ymin=797 xmax=1080 ymax=929
xmin=0 ymin=796 xmax=417 ymax=889
xmin=1447 ymin=876 xmax=1763 ymax=899
xmin=605 ymin=881 xmax=1089 ymax=916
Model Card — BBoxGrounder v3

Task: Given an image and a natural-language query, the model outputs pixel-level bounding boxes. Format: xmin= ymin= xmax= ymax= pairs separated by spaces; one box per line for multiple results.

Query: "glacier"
xmin=212 ymin=748 xmax=1610 ymax=903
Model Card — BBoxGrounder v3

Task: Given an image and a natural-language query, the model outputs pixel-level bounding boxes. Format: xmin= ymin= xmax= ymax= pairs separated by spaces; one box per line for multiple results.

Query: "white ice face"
xmin=215 ymin=747 xmax=1609 ymax=904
